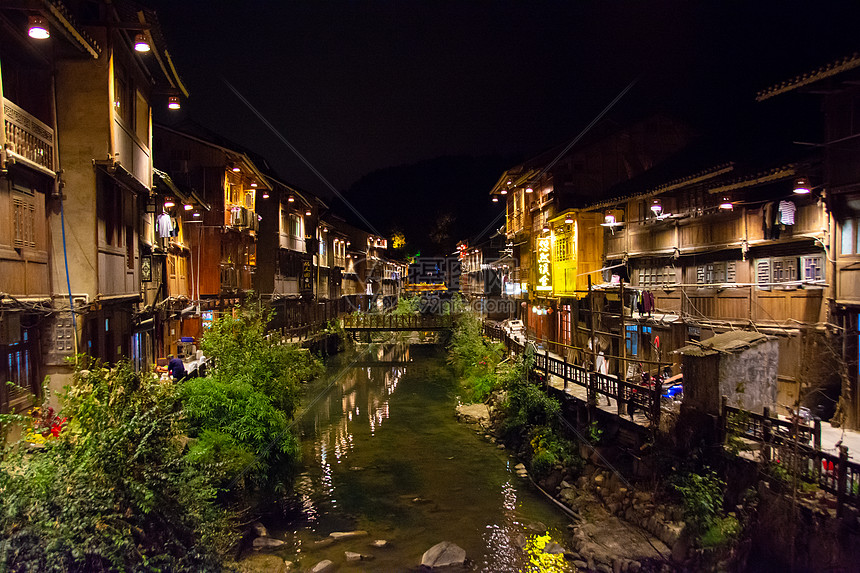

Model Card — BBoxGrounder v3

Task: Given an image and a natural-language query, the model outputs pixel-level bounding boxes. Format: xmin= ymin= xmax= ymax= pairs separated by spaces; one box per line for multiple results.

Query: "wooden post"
xmin=837 ymin=445 xmax=848 ymax=518
xmin=720 ymin=395 xmax=729 ymax=445
xmin=563 ymin=355 xmax=569 ymax=392
xmin=653 ymin=376 xmax=663 ymax=431
xmin=619 ymin=282 xmax=627 ymax=417
xmin=763 ymin=406 xmax=773 ymax=461
xmin=814 ymin=417 xmax=822 ymax=451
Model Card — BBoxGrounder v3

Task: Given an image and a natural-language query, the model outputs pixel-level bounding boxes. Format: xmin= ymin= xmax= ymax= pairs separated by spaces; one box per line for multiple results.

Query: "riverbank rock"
xmin=370 ymin=539 xmax=389 ymax=548
xmin=308 ymin=560 xmax=334 ymax=573
xmin=345 ymin=550 xmax=373 ymax=561
xmin=329 ymin=530 xmax=368 ymax=540
xmin=250 ymin=521 xmax=269 ymax=538
xmin=252 ymin=536 xmax=285 ymax=550
xmin=421 ymin=541 xmax=467 ymax=568
xmin=456 ymin=403 xmax=490 ymax=426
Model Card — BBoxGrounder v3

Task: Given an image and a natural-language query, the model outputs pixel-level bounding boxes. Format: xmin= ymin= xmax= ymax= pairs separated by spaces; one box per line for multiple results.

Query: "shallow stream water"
xmin=258 ymin=343 xmax=574 ymax=572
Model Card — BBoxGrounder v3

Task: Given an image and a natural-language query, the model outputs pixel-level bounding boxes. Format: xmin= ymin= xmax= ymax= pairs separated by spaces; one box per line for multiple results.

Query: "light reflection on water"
xmin=266 ymin=344 xmax=572 ymax=572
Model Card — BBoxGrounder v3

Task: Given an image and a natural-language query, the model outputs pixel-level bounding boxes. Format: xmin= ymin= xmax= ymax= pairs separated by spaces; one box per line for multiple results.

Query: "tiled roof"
xmin=756 ymin=53 xmax=860 ymax=102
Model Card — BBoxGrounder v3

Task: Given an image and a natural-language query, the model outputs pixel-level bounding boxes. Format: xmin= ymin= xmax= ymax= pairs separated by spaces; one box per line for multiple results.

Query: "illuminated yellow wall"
xmin=550 ymin=212 xmax=604 ymax=298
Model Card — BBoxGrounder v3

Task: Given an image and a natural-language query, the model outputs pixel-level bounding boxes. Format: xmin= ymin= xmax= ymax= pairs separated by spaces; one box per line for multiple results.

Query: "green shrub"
xmin=0 ymin=360 xmax=234 ymax=572
xmin=700 ymin=515 xmax=741 ymax=549
xmin=447 ymin=310 xmax=504 ymax=403
xmin=673 ymin=469 xmax=726 ymax=539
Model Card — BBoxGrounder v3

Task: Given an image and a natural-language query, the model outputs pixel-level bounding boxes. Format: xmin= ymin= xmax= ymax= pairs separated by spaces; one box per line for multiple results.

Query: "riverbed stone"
xmin=543 ymin=541 xmax=565 ymax=554
xmin=237 ymin=554 xmax=288 ymax=573
xmin=370 ymin=539 xmax=388 ymax=548
xmin=309 ymin=560 xmax=334 ymax=573
xmin=252 ymin=536 xmax=285 ymax=550
xmin=329 ymin=530 xmax=368 ymax=540
xmin=421 ymin=541 xmax=467 ymax=568
xmin=573 ymin=560 xmax=588 ymax=570
xmin=250 ymin=521 xmax=269 ymax=537
xmin=526 ymin=521 xmax=547 ymax=533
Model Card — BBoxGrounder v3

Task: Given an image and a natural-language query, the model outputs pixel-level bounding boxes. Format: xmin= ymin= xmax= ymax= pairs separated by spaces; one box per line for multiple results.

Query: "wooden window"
xmin=135 ymin=90 xmax=149 ymax=143
xmin=801 ymin=254 xmax=825 ymax=283
xmin=290 ymin=213 xmax=302 ymax=237
xmin=554 ymin=235 xmax=570 ymax=261
xmin=12 ymin=194 xmax=36 ymax=248
xmin=726 ymin=261 xmax=737 ymax=283
xmin=755 ymin=259 xmax=771 ymax=290
xmin=841 ymin=217 xmax=860 ymax=255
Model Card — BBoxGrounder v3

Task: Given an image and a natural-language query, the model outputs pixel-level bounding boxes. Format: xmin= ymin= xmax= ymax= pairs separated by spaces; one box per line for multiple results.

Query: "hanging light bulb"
xmin=492 ymin=196 xmax=499 ymax=202
xmin=168 ymin=96 xmax=180 ymax=110
xmin=525 ymin=186 xmax=533 ymax=193
xmin=793 ymin=177 xmax=811 ymax=195
xmin=164 ymin=199 xmax=175 ymax=208
xmin=232 ymin=166 xmax=241 ymax=172
xmin=288 ymin=195 xmax=295 ymax=202
xmin=28 ymin=16 xmax=50 ymax=39
xmin=262 ymin=192 xmax=269 ymax=199
xmin=500 ymin=189 xmax=508 ymax=195
xmin=134 ymin=33 xmax=150 ymax=52
xmin=564 ymin=214 xmax=574 ymax=224
xmin=305 ymin=209 xmax=312 ymax=216
xmin=719 ymin=196 xmax=733 ymax=210
xmin=603 ymin=211 xmax=617 ymax=225
xmin=650 ymin=199 xmax=663 ymax=216
xmin=542 ymin=224 xmax=550 ymax=233
xmin=183 ymin=203 xmax=193 ymax=211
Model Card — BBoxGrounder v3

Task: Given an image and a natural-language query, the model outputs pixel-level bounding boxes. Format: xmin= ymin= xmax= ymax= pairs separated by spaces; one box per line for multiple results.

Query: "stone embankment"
xmin=456 ymin=399 xmax=688 ymax=573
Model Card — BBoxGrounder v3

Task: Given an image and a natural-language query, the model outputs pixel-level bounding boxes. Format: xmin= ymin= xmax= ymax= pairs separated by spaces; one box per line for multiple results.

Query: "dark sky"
xmin=147 ymin=1 xmax=859 ymax=211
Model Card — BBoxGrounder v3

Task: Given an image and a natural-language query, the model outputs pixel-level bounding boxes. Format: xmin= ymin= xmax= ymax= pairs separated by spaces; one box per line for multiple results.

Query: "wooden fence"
xmin=483 ymin=323 xmax=663 ymax=427
xmin=485 ymin=320 xmax=860 ymax=514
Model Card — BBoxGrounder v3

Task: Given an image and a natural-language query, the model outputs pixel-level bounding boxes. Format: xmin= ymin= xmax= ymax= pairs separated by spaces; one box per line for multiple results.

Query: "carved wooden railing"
xmin=3 ymin=99 xmax=55 ymax=173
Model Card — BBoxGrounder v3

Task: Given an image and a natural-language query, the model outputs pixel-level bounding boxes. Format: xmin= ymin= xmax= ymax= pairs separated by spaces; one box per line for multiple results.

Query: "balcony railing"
xmin=3 ymin=99 xmax=55 ymax=174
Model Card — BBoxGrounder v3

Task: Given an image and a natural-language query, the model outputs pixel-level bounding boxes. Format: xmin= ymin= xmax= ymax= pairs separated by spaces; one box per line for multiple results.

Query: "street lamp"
xmin=134 ymin=33 xmax=151 ymax=52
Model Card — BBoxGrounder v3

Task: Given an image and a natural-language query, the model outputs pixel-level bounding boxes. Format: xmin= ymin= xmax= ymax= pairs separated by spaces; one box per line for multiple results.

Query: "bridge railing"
xmin=342 ymin=313 xmax=455 ymax=330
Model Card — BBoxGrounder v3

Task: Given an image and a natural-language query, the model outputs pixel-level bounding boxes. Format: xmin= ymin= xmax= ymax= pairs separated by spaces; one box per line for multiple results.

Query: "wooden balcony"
xmin=3 ymin=99 xmax=55 ymax=175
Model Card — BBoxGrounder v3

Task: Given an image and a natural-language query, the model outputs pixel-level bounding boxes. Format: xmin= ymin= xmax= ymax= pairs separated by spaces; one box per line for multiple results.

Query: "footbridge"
xmin=341 ymin=313 xmax=455 ymax=332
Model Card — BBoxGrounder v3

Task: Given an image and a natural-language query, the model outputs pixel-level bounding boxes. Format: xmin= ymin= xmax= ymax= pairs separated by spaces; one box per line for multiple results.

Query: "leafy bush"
xmin=447 ymin=310 xmax=504 ymax=402
xmin=528 ymin=425 xmax=575 ymax=479
xmin=673 ymin=468 xmax=726 ymax=539
xmin=0 ymin=359 xmax=234 ymax=572
xmin=185 ymin=299 xmax=322 ymax=487
xmin=700 ymin=515 xmax=741 ymax=549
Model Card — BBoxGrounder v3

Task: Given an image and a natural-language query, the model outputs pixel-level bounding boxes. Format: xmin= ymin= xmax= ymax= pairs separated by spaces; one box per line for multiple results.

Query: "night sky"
xmin=147 ymin=0 xmax=860 ymax=253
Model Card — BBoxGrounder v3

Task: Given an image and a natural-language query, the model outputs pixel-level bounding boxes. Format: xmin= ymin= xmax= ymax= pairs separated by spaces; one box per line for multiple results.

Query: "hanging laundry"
xmin=762 ymin=202 xmax=776 ymax=239
xmin=156 ymin=212 xmax=172 ymax=238
xmin=777 ymin=200 xmax=796 ymax=225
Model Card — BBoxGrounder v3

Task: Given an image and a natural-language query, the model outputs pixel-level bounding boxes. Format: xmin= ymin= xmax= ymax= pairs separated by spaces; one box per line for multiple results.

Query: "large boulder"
xmin=251 ymin=536 xmax=285 ymax=550
xmin=421 ymin=541 xmax=467 ymax=568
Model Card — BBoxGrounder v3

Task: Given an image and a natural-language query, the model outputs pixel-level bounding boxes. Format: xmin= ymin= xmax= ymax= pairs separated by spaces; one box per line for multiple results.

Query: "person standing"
xmin=167 ymin=354 xmax=187 ymax=382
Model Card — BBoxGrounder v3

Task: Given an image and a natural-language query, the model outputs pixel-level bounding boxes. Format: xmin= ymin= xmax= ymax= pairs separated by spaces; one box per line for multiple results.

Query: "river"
xmin=258 ymin=343 xmax=574 ymax=572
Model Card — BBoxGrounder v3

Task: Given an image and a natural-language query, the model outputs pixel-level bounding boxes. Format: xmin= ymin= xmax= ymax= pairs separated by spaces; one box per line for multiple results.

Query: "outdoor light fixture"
xmin=602 ymin=212 xmax=617 ymax=226
xmin=288 ymin=195 xmax=295 ymax=202
xmin=183 ymin=203 xmax=193 ymax=211
xmin=719 ymin=196 xmax=733 ymax=210
xmin=134 ymin=33 xmax=150 ymax=52
xmin=564 ymin=214 xmax=574 ymax=224
xmin=251 ymin=182 xmax=257 ymax=187
xmin=192 ymin=211 xmax=201 ymax=218
xmin=346 ymin=241 xmax=350 ymax=246
xmin=262 ymin=192 xmax=269 ymax=199
xmin=650 ymin=199 xmax=663 ymax=216
xmin=525 ymin=187 xmax=533 ymax=193
xmin=164 ymin=199 xmax=175 ymax=208
xmin=492 ymin=196 xmax=498 ymax=202
xmin=542 ymin=224 xmax=550 ymax=233
xmin=793 ymin=177 xmax=811 ymax=195
xmin=168 ymin=96 xmax=180 ymax=110
xmin=232 ymin=165 xmax=240 ymax=172
xmin=28 ymin=16 xmax=49 ymax=39
xmin=500 ymin=189 xmax=508 ymax=195
xmin=305 ymin=209 xmax=312 ymax=216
